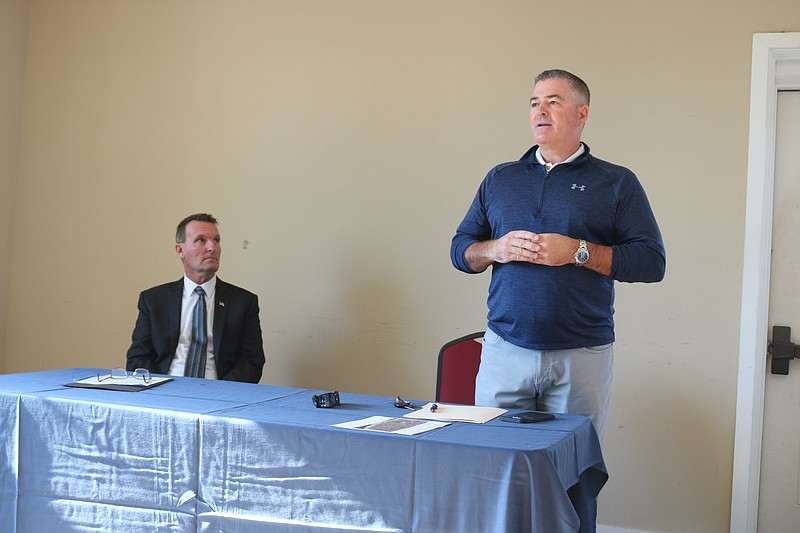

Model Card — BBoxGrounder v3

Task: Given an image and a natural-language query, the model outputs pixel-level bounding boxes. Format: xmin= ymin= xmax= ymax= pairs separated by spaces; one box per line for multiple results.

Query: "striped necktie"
xmin=184 ymin=286 xmax=208 ymax=378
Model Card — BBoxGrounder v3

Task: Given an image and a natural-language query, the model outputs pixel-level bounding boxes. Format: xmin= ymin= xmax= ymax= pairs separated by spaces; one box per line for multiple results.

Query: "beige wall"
xmin=0 ymin=0 xmax=29 ymax=373
xmin=4 ymin=1 xmax=799 ymax=531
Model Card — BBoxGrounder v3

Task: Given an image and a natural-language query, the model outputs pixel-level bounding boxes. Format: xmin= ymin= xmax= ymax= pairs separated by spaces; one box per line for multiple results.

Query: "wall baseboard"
xmin=597 ymin=525 xmax=652 ymax=533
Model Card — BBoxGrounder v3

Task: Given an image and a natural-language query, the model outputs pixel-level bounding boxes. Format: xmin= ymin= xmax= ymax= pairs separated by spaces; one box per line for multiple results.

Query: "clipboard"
xmin=64 ymin=374 xmax=173 ymax=392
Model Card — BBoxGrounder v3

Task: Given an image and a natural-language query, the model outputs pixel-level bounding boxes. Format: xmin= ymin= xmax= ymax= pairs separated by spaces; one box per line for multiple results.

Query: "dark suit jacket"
xmin=126 ymin=278 xmax=265 ymax=383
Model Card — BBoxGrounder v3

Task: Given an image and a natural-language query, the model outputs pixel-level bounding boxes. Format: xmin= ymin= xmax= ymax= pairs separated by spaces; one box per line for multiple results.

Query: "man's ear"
xmin=579 ymin=104 xmax=590 ymax=126
xmin=175 ymin=243 xmax=184 ymax=260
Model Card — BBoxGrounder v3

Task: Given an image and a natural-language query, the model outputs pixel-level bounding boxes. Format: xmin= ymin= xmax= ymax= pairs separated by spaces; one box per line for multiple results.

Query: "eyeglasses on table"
xmin=97 ymin=367 xmax=152 ymax=384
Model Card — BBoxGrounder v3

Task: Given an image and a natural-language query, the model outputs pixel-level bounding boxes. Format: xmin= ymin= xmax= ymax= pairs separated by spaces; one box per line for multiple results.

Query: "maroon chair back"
xmin=435 ymin=332 xmax=484 ymax=405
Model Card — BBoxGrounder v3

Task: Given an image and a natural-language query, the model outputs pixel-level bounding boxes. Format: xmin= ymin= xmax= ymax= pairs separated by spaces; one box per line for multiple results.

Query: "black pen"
xmin=430 ymin=403 xmax=438 ymax=413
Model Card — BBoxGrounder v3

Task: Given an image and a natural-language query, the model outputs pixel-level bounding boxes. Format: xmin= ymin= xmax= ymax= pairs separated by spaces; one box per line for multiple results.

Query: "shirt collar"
xmin=183 ymin=275 xmax=217 ymax=295
xmin=535 ymin=143 xmax=586 ymax=171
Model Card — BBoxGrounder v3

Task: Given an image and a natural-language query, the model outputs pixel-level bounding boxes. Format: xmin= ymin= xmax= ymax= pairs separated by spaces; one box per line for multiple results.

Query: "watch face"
xmin=575 ymin=250 xmax=589 ymax=264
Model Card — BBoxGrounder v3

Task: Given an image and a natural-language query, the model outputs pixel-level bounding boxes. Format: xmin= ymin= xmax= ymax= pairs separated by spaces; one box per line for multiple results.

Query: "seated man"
xmin=126 ymin=213 xmax=265 ymax=383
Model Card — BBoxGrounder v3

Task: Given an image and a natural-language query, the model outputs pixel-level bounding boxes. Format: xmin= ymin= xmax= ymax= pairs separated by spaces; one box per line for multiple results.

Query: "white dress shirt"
xmin=168 ymin=275 xmax=218 ymax=379
xmin=535 ymin=143 xmax=585 ymax=171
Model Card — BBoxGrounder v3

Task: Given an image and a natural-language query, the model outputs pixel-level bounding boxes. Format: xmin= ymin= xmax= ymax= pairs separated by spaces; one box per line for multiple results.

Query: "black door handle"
xmin=768 ymin=325 xmax=800 ymax=375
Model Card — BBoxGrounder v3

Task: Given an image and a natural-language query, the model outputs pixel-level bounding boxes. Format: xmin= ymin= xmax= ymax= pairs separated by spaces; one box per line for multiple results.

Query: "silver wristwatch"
xmin=574 ymin=239 xmax=589 ymax=267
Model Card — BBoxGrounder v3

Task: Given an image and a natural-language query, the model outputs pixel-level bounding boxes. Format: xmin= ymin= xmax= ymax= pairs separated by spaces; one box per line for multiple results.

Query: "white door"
xmin=760 ymin=90 xmax=800 ymax=532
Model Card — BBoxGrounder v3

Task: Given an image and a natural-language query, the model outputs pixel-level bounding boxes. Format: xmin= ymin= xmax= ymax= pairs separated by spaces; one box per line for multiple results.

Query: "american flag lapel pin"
xmin=219 ymin=301 xmax=225 ymax=307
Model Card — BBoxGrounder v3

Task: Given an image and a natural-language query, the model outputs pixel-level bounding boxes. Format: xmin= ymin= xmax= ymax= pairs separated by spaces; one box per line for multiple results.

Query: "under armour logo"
xmin=571 ymin=184 xmax=586 ymax=191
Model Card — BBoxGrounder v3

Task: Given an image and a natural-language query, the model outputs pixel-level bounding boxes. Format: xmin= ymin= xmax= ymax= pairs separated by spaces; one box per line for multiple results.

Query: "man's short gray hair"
xmin=534 ymin=69 xmax=590 ymax=106
xmin=175 ymin=213 xmax=218 ymax=243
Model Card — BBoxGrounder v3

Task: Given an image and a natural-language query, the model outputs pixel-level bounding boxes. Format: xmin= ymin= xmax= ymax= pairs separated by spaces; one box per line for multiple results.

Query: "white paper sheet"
xmin=334 ymin=416 xmax=450 ymax=435
xmin=66 ymin=374 xmax=173 ymax=391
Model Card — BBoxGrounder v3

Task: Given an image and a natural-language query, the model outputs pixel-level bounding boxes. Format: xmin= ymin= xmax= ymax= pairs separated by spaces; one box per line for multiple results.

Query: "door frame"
xmin=731 ymin=32 xmax=800 ymax=533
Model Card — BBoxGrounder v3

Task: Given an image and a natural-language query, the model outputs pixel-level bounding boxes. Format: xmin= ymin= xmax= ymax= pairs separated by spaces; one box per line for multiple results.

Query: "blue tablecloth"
xmin=0 ymin=368 xmax=607 ymax=532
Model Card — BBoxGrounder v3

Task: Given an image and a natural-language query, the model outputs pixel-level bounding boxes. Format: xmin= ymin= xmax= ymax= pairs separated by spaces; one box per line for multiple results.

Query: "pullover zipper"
xmin=535 ymin=166 xmax=551 ymax=219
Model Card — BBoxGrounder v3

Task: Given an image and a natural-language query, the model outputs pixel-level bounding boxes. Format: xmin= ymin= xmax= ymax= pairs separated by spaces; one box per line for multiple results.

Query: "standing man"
xmin=126 ymin=213 xmax=265 ymax=383
xmin=451 ymin=69 xmax=665 ymax=441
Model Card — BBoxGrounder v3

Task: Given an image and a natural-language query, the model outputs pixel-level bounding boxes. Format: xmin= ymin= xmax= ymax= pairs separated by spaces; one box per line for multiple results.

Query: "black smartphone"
xmin=500 ymin=411 xmax=555 ymax=424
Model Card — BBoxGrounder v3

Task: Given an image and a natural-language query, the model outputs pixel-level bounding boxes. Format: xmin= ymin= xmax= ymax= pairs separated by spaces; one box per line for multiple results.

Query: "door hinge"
xmin=768 ymin=325 xmax=800 ymax=375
